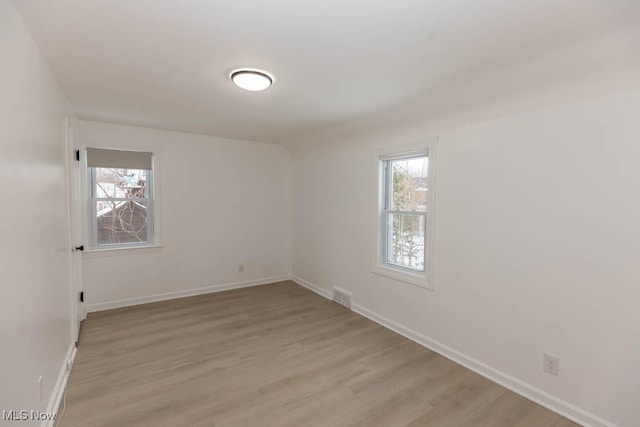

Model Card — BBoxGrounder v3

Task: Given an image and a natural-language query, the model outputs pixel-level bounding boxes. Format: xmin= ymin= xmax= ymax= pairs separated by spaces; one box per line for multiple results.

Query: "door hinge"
xmin=75 ymin=149 xmax=80 ymax=162
xmin=79 ymin=291 xmax=84 ymax=303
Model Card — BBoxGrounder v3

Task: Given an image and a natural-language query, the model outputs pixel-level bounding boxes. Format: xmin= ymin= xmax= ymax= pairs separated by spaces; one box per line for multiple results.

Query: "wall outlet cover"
xmin=543 ymin=353 xmax=559 ymax=376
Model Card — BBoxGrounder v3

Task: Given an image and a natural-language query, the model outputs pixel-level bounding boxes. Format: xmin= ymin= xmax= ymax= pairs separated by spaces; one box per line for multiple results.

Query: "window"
xmin=374 ymin=141 xmax=436 ymax=288
xmin=87 ymin=148 xmax=155 ymax=249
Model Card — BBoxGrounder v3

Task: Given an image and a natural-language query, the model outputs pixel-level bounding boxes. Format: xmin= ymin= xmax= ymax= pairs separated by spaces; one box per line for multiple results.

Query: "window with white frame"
xmin=375 ymin=142 xmax=436 ymax=288
xmin=87 ymin=148 xmax=155 ymax=248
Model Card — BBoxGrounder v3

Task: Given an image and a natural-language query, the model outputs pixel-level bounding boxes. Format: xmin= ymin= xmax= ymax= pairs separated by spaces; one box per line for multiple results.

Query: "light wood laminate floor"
xmin=59 ymin=281 xmax=578 ymax=427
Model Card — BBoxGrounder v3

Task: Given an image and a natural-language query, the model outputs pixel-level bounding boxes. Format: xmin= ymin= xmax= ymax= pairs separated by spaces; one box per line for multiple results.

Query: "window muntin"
xmin=90 ymin=167 xmax=154 ymax=248
xmin=382 ymin=154 xmax=428 ymax=272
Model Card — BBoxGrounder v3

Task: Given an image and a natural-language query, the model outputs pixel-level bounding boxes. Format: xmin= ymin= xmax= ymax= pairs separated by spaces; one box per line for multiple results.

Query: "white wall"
xmin=4 ymin=1 xmax=636 ymax=425
xmin=0 ymin=0 xmax=74 ymax=422
xmin=292 ymin=87 xmax=640 ymax=426
xmin=79 ymin=121 xmax=292 ymax=309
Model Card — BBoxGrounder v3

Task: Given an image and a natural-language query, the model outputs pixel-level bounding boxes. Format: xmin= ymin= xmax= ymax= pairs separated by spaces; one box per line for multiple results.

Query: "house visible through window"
xmin=87 ymin=148 xmax=154 ymax=248
xmin=374 ymin=142 xmax=436 ymax=289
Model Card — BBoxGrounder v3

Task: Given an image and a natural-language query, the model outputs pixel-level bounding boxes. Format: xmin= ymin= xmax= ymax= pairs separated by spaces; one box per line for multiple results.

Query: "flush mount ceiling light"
xmin=230 ymin=69 xmax=274 ymax=91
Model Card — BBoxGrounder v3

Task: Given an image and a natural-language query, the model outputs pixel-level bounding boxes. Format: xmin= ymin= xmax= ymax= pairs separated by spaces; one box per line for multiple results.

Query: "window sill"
xmin=372 ymin=264 xmax=433 ymax=290
xmin=83 ymin=245 xmax=163 ymax=258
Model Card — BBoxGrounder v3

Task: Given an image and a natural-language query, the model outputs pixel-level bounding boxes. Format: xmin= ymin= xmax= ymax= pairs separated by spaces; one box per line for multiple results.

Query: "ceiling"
xmin=13 ymin=0 xmax=640 ymax=148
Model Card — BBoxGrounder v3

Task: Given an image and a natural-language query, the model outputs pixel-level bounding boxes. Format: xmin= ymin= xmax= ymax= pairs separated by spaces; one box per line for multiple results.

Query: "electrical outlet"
xmin=237 ymin=264 xmax=244 ymax=273
xmin=543 ymin=353 xmax=559 ymax=376
xmin=36 ymin=376 xmax=43 ymax=401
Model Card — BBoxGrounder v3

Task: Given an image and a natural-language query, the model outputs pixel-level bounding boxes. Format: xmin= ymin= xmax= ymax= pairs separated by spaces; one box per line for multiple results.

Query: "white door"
xmin=65 ymin=118 xmax=84 ymax=342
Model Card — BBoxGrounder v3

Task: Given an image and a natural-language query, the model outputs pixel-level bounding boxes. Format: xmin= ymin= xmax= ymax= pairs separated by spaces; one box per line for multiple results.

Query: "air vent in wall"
xmin=333 ymin=287 xmax=352 ymax=309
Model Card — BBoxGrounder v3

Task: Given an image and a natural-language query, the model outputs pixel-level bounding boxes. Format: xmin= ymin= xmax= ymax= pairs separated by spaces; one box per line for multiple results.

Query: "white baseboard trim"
xmin=291 ymin=275 xmax=333 ymax=300
xmin=290 ymin=275 xmax=613 ymax=427
xmin=43 ymin=343 xmax=76 ymax=427
xmin=85 ymin=275 xmax=291 ymax=313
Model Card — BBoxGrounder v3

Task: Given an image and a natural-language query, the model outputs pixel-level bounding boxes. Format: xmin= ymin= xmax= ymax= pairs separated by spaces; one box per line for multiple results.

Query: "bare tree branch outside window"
xmin=93 ymin=168 xmax=150 ymax=245
xmin=387 ymin=157 xmax=428 ymax=270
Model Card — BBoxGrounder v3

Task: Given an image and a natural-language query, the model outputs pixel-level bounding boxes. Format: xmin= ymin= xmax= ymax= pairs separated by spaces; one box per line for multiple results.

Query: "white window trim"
xmin=372 ymin=137 xmax=438 ymax=290
xmin=80 ymin=143 xmax=162 ymax=254
xmin=82 ymin=245 xmax=163 ymax=258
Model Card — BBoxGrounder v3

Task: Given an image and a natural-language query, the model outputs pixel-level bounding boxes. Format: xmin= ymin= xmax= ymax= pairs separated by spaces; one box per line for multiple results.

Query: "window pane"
xmin=387 ymin=213 xmax=425 ymax=271
xmin=95 ymin=168 xmax=148 ymax=198
xmin=96 ymin=200 xmax=150 ymax=245
xmin=390 ymin=156 xmax=428 ymax=212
